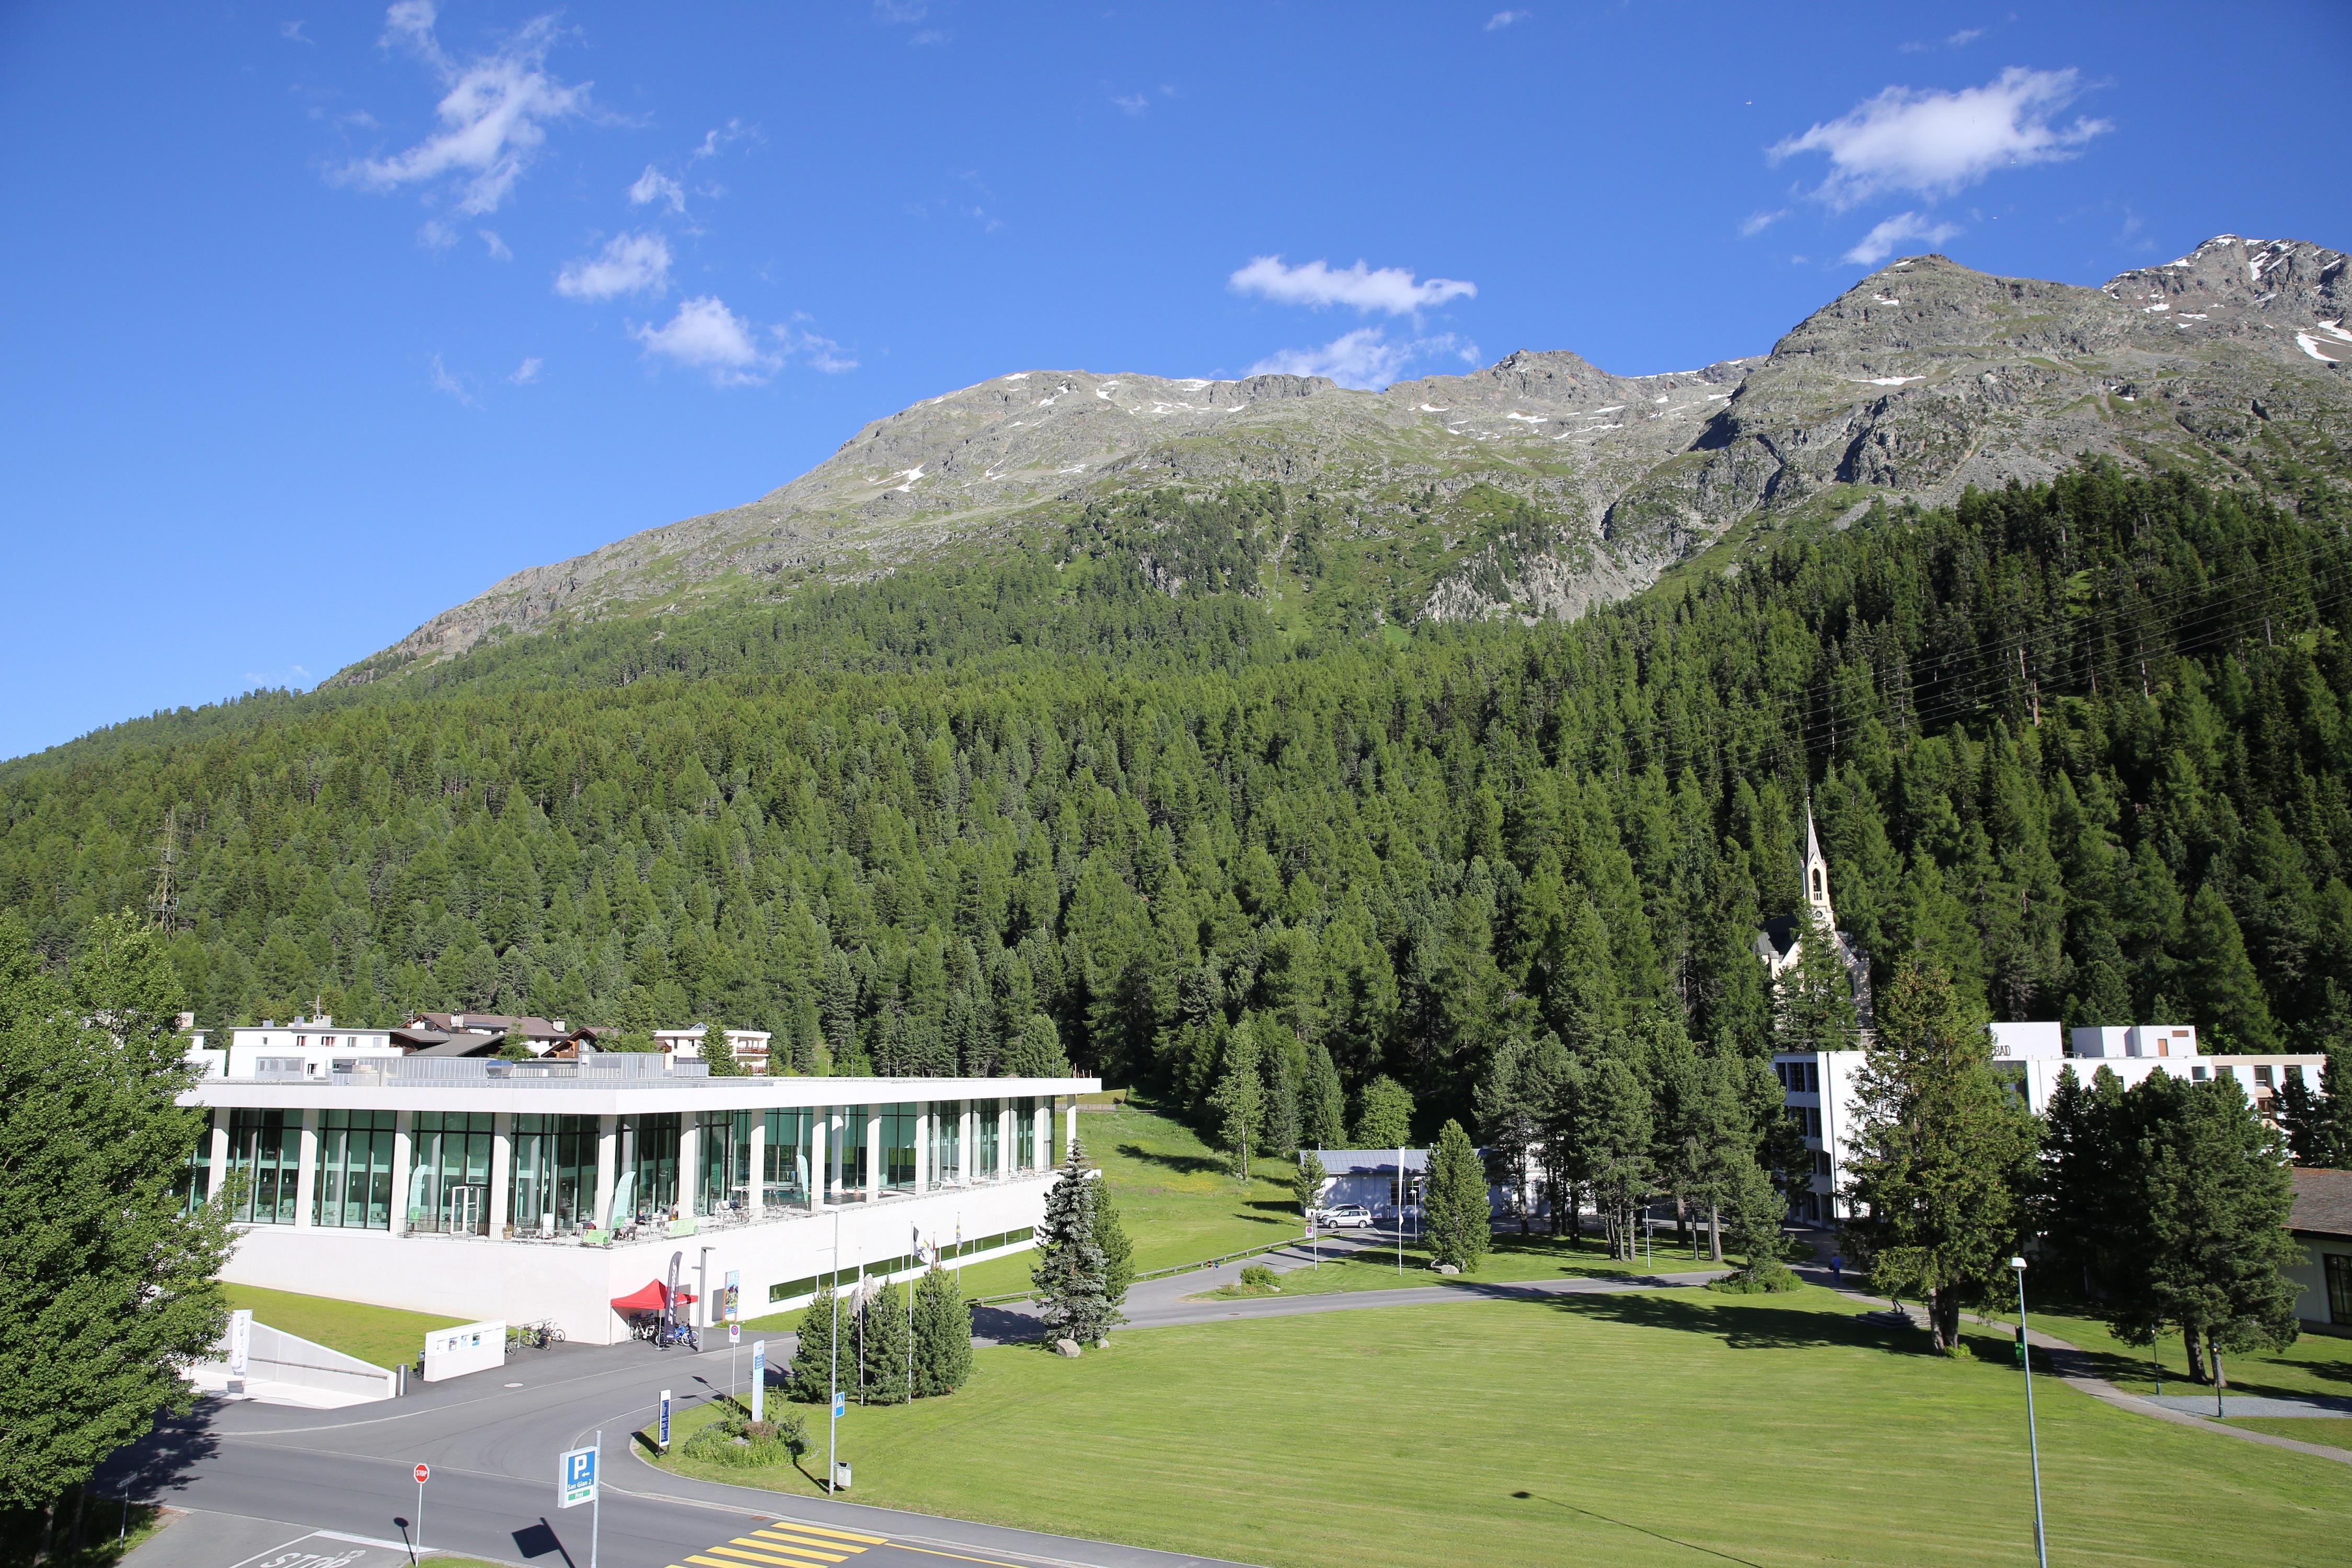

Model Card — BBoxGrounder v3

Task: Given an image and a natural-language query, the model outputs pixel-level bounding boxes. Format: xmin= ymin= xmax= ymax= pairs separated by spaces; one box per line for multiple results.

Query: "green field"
xmin=223 ymin=1284 xmax=472 ymax=1369
xmin=2230 ymin=1417 xmax=2352 ymax=1447
xmin=741 ymin=1101 xmax=1302 ymax=1329
xmin=2025 ymin=1308 xmax=2352 ymax=1403
xmin=648 ymin=1284 xmax=2351 ymax=1567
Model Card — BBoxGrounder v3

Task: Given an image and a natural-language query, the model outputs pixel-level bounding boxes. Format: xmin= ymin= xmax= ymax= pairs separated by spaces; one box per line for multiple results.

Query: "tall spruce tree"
xmin=2141 ymin=1073 xmax=2303 ymax=1384
xmin=1031 ymin=1140 xmax=1116 ymax=1344
xmin=1839 ymin=959 xmax=2036 ymax=1352
xmin=1303 ymin=1044 xmax=1347 ymax=1151
xmin=912 ymin=1265 xmax=973 ymax=1396
xmin=0 ymin=914 xmax=233 ymax=1518
xmin=1353 ymin=1075 xmax=1414 ymax=1150
xmin=1209 ymin=1024 xmax=1264 ymax=1180
xmin=859 ymin=1279 xmax=912 ymax=1405
xmin=2277 ymin=1043 xmax=2352 ymax=1168
xmin=1096 ymin=1180 xmax=1135 ymax=1311
xmin=1581 ymin=1056 xmax=1655 ymax=1261
xmin=1425 ymin=1119 xmax=1492 ymax=1270
xmin=1475 ymin=1033 xmax=1543 ymax=1235
xmin=786 ymin=1286 xmax=846 ymax=1403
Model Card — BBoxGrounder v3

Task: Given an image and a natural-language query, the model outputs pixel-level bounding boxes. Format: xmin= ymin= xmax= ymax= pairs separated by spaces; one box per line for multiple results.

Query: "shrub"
xmin=682 ymin=1412 xmax=808 ymax=1468
xmin=1239 ymin=1263 xmax=1279 ymax=1289
xmin=1707 ymin=1259 xmax=1801 ymax=1295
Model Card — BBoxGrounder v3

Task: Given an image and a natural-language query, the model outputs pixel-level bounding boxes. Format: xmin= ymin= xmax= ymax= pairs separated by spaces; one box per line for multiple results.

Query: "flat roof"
xmin=184 ymin=1074 xmax=1100 ymax=1115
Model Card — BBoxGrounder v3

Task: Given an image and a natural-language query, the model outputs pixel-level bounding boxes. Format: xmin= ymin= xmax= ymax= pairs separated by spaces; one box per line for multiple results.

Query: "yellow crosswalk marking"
xmin=762 ymin=1521 xmax=887 ymax=1546
xmin=709 ymin=1544 xmax=845 ymax=1567
xmin=749 ymin=1531 xmax=862 ymax=1559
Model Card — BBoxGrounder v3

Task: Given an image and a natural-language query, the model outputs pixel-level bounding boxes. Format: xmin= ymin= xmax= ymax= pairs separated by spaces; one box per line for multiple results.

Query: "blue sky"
xmin=3 ymin=1 xmax=2346 ymax=760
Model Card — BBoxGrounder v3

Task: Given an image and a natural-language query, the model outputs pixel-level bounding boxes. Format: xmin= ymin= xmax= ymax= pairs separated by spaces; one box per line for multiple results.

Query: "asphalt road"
xmin=102 ymin=1229 xmax=1721 ymax=1568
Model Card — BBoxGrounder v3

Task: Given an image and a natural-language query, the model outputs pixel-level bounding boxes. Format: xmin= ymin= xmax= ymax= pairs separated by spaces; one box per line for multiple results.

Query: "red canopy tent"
xmin=609 ymin=1279 xmax=696 ymax=1315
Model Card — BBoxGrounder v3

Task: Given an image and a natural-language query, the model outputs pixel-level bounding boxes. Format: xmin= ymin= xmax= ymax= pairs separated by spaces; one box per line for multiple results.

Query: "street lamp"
xmin=2012 ymin=1255 xmax=2048 ymax=1568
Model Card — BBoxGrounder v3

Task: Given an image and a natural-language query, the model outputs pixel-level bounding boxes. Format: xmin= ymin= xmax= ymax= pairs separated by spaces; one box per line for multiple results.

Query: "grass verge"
xmin=2228 ymin=1416 xmax=2352 ymax=1446
xmin=1190 ymin=1232 xmax=1712 ymax=1299
xmin=2020 ymin=1306 xmax=2352 ymax=1403
xmin=222 ymin=1283 xmax=472 ymax=1369
xmin=645 ymin=1283 xmax=2351 ymax=1567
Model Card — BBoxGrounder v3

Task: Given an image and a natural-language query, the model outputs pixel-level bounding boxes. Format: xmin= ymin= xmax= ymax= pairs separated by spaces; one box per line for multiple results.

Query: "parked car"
xmin=1322 ymin=1204 xmax=1374 ymax=1229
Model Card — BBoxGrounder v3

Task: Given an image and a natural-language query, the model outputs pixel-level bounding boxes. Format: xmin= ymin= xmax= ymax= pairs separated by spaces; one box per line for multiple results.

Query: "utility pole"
xmin=150 ymin=806 xmax=178 ymax=932
xmin=2012 ymin=1257 xmax=2049 ymax=1568
xmin=828 ymin=1209 xmax=840 ymax=1493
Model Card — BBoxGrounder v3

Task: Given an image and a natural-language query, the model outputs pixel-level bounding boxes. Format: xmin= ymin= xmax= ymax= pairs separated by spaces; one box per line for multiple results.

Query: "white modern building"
xmin=188 ymin=1018 xmax=405 ymax=1081
xmin=179 ymin=1049 xmax=1096 ymax=1344
xmin=1774 ymin=1022 xmax=2326 ymax=1225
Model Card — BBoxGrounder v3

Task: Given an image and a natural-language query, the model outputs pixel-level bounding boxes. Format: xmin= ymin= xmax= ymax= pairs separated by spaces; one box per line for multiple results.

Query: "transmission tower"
xmin=151 ymin=806 xmax=180 ymax=932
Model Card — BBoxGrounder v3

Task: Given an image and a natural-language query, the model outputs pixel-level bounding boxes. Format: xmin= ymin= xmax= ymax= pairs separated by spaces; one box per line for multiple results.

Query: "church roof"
xmin=1804 ymin=803 xmax=1824 ymax=868
xmin=1758 ymin=914 xmax=1801 ymax=960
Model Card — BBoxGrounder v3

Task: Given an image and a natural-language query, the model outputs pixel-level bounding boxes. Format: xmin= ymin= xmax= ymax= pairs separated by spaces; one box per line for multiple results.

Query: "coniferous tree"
xmin=1425 ymin=1119 xmax=1492 ymax=1271
xmin=786 ymin=1286 xmax=846 ymax=1403
xmin=859 ymin=1279 xmax=912 ymax=1405
xmin=1095 ymin=1180 xmax=1135 ymax=1311
xmin=2181 ymin=884 xmax=2281 ymax=1053
xmin=1030 ymin=1141 xmax=1116 ymax=1344
xmin=1475 ymin=1033 xmax=1543 ymax=1234
xmin=912 ymin=1265 xmax=973 ymax=1396
xmin=1209 ymin=1024 xmax=1264 ymax=1179
xmin=1352 ymin=1075 xmax=1414 ymax=1150
xmin=700 ymin=1025 xmax=742 ymax=1076
xmin=1777 ymin=903 xmax=1859 ymax=1053
xmin=2277 ymin=1044 xmax=2352 ymax=1168
xmin=1839 ymin=960 xmax=2036 ymax=1352
xmin=0 ymin=914 xmax=233 ymax=1516
xmin=1302 ymin=1044 xmax=1347 ymax=1151
xmin=1581 ymin=1056 xmax=1655 ymax=1261
xmin=1292 ymin=1151 xmax=1328 ymax=1219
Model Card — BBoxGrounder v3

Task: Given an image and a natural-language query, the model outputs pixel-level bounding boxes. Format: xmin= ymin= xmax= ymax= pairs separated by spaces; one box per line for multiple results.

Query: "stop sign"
xmin=414 ymin=1463 xmax=429 ymax=1484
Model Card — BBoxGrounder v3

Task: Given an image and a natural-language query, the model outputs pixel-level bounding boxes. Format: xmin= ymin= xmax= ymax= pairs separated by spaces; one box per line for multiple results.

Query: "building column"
xmin=999 ymin=1101 xmax=1013 ymax=1182
xmin=748 ymin=1112 xmax=768 ymax=1213
xmin=958 ymin=1100 xmax=973 ymax=1184
xmin=810 ymin=1106 xmax=829 ymax=1213
xmin=1036 ymin=1099 xmax=1052 ymax=1171
xmin=678 ymin=1116 xmax=701 ymax=1220
xmin=864 ymin=1105 xmax=882 ymax=1199
xmin=1062 ymin=1096 xmax=1078 ymax=1162
xmin=389 ymin=1111 xmax=414 ymax=1237
xmin=293 ymin=1109 xmax=319 ymax=1228
xmin=488 ymin=1113 xmax=513 ymax=1238
xmin=914 ymin=1104 xmax=930 ymax=1194
xmin=594 ymin=1114 xmax=618 ymax=1231
xmin=206 ymin=1110 xmax=229 ymax=1205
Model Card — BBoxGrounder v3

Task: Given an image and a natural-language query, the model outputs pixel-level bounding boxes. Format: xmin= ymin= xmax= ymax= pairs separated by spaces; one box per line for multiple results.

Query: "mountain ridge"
xmin=336 ymin=233 xmax=2348 ymax=687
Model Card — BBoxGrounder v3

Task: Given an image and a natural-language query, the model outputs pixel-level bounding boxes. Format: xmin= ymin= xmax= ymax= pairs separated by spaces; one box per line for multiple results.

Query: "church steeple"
xmin=1802 ymin=801 xmax=1833 ymax=927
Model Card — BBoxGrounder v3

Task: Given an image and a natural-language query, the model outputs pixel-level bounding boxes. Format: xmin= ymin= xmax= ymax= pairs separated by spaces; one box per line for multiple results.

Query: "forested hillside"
xmin=5 ymin=464 xmax=2349 ymax=1135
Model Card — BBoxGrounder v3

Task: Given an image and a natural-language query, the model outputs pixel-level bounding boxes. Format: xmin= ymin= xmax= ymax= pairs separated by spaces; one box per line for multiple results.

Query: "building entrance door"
xmin=446 ymin=1184 xmax=485 ymax=1235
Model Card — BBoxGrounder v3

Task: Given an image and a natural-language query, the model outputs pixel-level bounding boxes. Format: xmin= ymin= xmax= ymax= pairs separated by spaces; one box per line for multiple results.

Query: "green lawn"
xmin=743 ymin=1101 xmax=1302 ymax=1328
xmin=2023 ymin=1307 xmax=2352 ymax=1403
xmin=223 ymin=1284 xmax=472 ymax=1370
xmin=1193 ymin=1231 xmax=1719 ymax=1299
xmin=646 ymin=1283 xmax=2351 ymax=1568
xmin=2230 ymin=1416 xmax=2352 ymax=1447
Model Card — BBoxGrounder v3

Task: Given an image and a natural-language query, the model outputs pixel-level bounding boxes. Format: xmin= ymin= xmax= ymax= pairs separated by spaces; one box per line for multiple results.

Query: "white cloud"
xmin=510 ymin=356 xmax=543 ymax=384
xmin=343 ymin=5 xmax=590 ymax=217
xmin=1112 ymin=93 xmax=1149 ymax=116
xmin=1739 ymin=209 xmax=1789 ymax=238
xmin=281 ymin=20 xmax=312 ymax=43
xmin=1247 ymin=328 xmax=1476 ymax=391
xmin=690 ymin=119 xmax=755 ymax=159
xmin=1486 ymin=10 xmax=1531 ymax=29
xmin=555 ymin=231 xmax=671 ymax=301
xmin=1229 ymin=256 xmax=1475 ymax=317
xmin=417 ymin=217 xmax=458 ymax=249
xmin=1770 ymin=67 xmax=2109 ymax=210
xmin=628 ymin=165 xmax=686 ymax=213
xmin=479 ymin=228 xmax=511 ymax=260
xmin=781 ymin=321 xmax=858 ymax=374
xmin=429 ymin=352 xmax=479 ymax=407
xmin=1948 ymin=28 xmax=1986 ymax=47
xmin=1842 ymin=211 xmax=1961 ymax=266
xmin=631 ymin=296 xmax=778 ymax=386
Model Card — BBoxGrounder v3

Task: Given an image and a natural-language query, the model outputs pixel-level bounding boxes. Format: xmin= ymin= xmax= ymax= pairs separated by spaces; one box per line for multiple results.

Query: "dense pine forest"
xmin=5 ymin=464 xmax=2350 ymax=1137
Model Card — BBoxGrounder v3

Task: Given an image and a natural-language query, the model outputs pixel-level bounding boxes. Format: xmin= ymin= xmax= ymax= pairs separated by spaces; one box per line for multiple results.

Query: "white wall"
xmin=2286 ymin=1237 xmax=2352 ymax=1334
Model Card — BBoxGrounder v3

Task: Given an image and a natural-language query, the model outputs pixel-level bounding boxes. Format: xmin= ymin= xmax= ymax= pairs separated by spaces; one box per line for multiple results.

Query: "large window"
xmin=834 ymin=1109 xmax=869 ymax=1198
xmin=882 ymin=1103 xmax=918 ymax=1192
xmin=1015 ymin=1096 xmax=1037 ymax=1172
xmin=314 ymin=1110 xmax=395 ymax=1230
xmin=176 ymin=1129 xmax=212 ymax=1216
xmin=408 ymin=1112 xmax=493 ymax=1235
xmin=615 ymin=1113 xmax=681 ymax=1224
xmin=975 ymin=1098 xmax=1001 ymax=1180
xmin=764 ymin=1108 xmax=812 ymax=1208
xmin=2329 ymin=1254 xmax=2352 ymax=1328
xmin=930 ymin=1101 xmax=962 ymax=1186
xmin=700 ymin=1111 xmax=752 ymax=1217
xmin=226 ymin=1109 xmax=301 ymax=1225
xmin=510 ymin=1113 xmax=595 ymax=1233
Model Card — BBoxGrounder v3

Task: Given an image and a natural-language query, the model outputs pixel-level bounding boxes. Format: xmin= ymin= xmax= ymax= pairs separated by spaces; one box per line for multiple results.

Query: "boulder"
xmin=1436 ymin=1263 xmax=1461 ymax=1276
xmin=1053 ymin=1338 xmax=1082 ymax=1358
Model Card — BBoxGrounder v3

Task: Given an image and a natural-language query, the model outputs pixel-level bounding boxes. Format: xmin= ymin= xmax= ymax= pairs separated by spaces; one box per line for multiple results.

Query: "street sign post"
xmin=559 ymin=1446 xmax=597 ymax=1507
xmin=659 ymin=1388 xmax=672 ymax=1450
xmin=412 ymin=1463 xmax=428 ymax=1556
xmin=751 ymin=1340 xmax=767 ymax=1423
xmin=833 ymin=1389 xmax=845 ymax=1418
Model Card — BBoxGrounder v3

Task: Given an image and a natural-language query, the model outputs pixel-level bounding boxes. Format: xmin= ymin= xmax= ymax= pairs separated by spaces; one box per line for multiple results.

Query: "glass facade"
xmin=975 ymin=1097 xmax=1001 ymax=1180
xmin=176 ymin=1131 xmax=212 ymax=1216
xmin=930 ymin=1100 xmax=962 ymax=1186
xmin=1015 ymin=1095 xmax=1037 ymax=1171
xmin=882 ymin=1103 xmax=918 ymax=1192
xmin=764 ymin=1108 xmax=812 ymax=1208
xmin=700 ymin=1111 xmax=752 ymax=1217
xmin=510 ymin=1113 xmax=596 ymax=1233
xmin=834 ymin=1108 xmax=868 ymax=1197
xmin=314 ymin=1110 xmax=395 ymax=1230
xmin=408 ymin=1112 xmax=493 ymax=1235
xmin=615 ymin=1113 xmax=681 ymax=1224
xmin=2330 ymin=1254 xmax=2351 ymax=1328
xmin=227 ymin=1109 xmax=301 ymax=1225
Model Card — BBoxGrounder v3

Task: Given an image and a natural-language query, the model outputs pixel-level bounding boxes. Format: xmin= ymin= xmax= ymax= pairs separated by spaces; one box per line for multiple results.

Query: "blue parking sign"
xmin=559 ymin=1445 xmax=597 ymax=1508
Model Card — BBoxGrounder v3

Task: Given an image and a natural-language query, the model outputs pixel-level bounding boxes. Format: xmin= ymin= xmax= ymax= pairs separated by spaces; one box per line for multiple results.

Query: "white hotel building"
xmin=179 ymin=1044 xmax=1097 ymax=1343
xmin=1775 ymin=1022 xmax=2326 ymax=1226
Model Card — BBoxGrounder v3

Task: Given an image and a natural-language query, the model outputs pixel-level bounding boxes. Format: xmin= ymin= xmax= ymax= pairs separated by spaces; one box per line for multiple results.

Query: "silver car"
xmin=1322 ymin=1203 xmax=1374 ymax=1229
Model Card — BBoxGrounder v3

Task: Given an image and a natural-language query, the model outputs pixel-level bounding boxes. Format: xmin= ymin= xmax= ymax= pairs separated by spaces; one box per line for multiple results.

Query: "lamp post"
xmin=2012 ymin=1255 xmax=2049 ymax=1568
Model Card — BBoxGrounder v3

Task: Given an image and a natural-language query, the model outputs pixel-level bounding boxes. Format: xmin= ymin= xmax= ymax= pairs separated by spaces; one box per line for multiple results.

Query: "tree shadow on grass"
xmin=1534 ymin=1287 xmax=1931 ymax=1356
xmin=1113 ymin=1143 xmax=1226 ymax=1178
xmin=1511 ymin=1490 xmax=1766 ymax=1568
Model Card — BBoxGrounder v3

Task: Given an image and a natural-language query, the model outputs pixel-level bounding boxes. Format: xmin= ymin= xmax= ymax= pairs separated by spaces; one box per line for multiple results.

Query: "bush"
xmin=1707 ymin=1259 xmax=1801 ymax=1295
xmin=1239 ymin=1263 xmax=1279 ymax=1289
xmin=681 ymin=1411 xmax=808 ymax=1468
